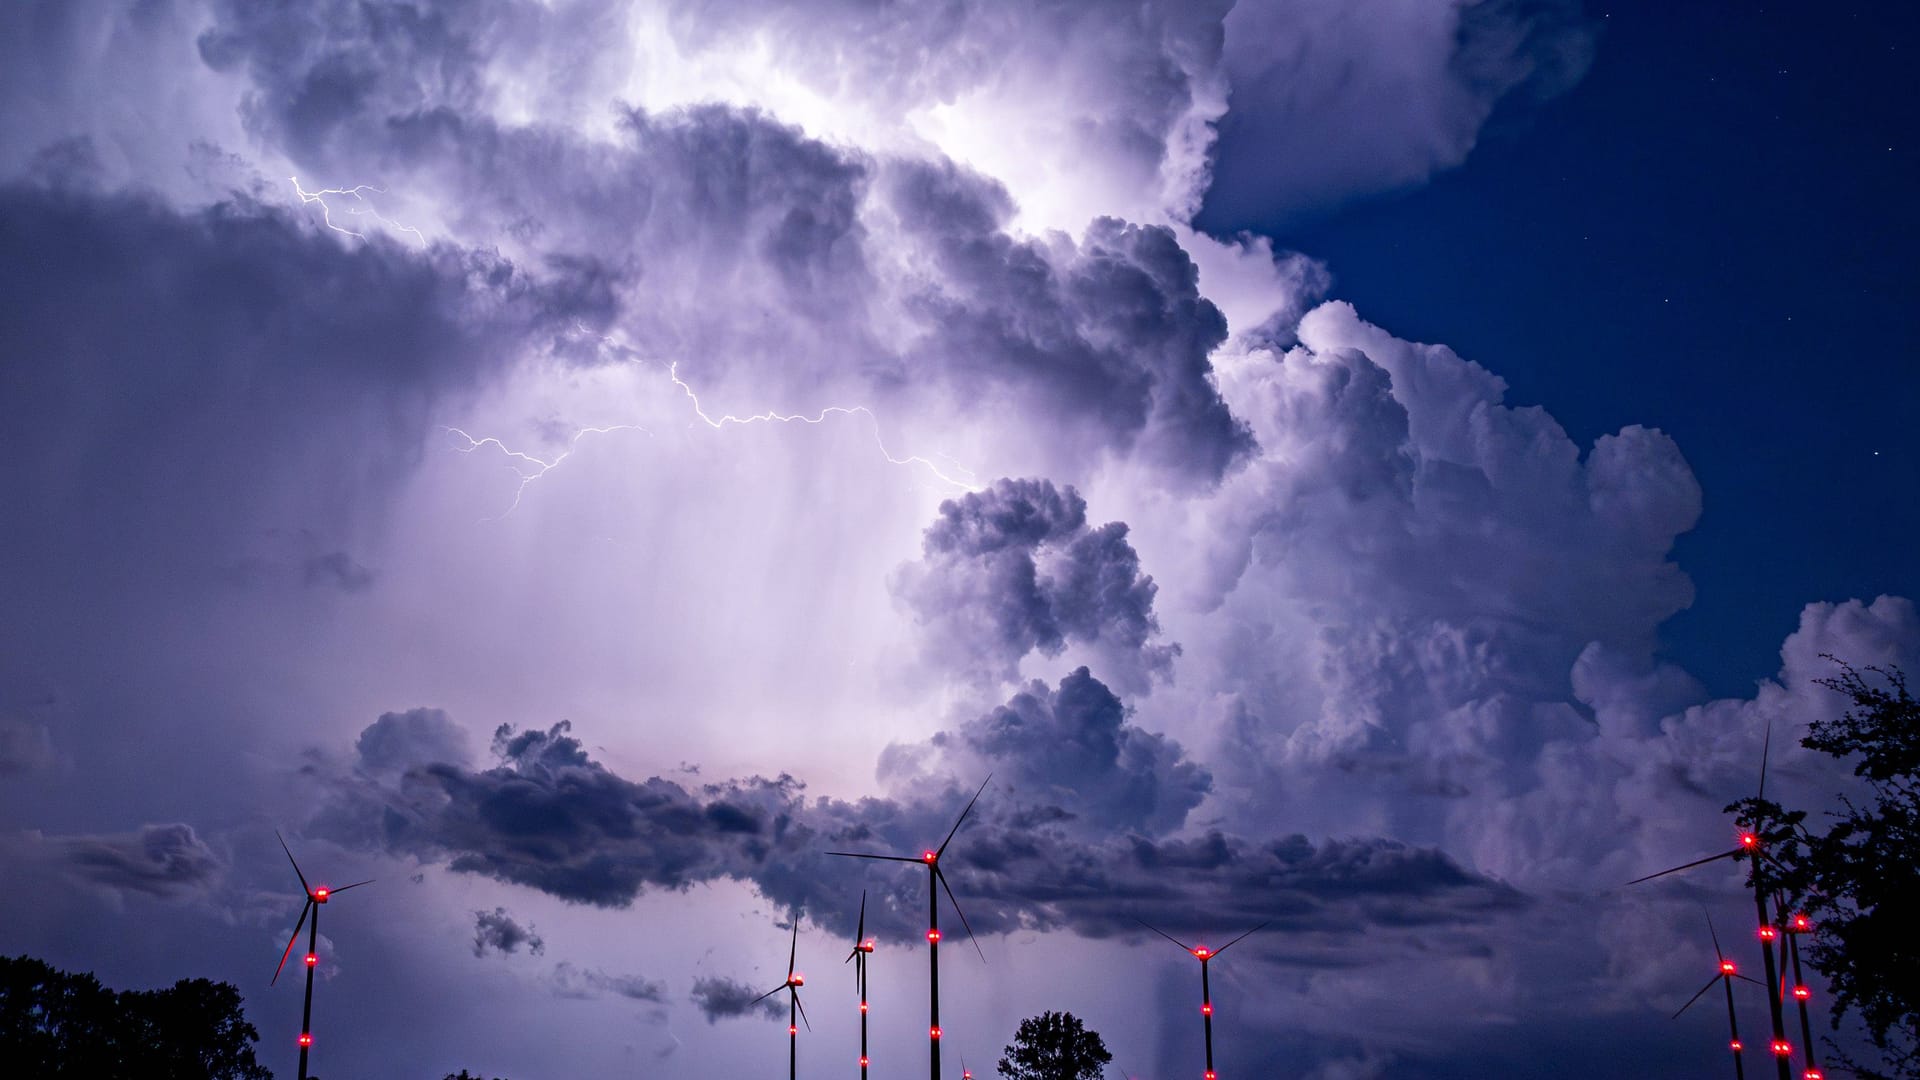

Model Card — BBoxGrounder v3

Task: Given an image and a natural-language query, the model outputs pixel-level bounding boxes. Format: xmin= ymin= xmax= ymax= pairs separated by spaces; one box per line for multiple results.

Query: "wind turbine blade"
xmin=936 ymin=774 xmax=992 ymax=859
xmin=331 ymin=879 xmax=374 ymax=894
xmin=276 ymin=830 xmax=311 ymax=895
xmin=1758 ymin=720 xmax=1773 ymax=799
xmin=1626 ymin=848 xmax=1741 ymax=885
xmin=855 ymin=891 xmax=866 ymax=945
xmin=1213 ymin=920 xmax=1273 ymax=956
xmin=794 ymin=991 xmax=812 ymax=1032
xmin=1133 ymin=916 xmax=1193 ymax=953
xmin=1733 ymin=973 xmax=1766 ymax=987
xmin=1706 ymin=909 xmax=1725 ymax=958
xmin=750 ymin=983 xmax=787 ymax=1005
xmin=271 ymin=900 xmax=313 ymax=985
xmin=788 ymin=920 xmax=798 ymax=979
xmin=936 ymin=868 xmax=987 ymax=964
xmin=825 ymin=851 xmax=924 ymax=863
xmin=1673 ymin=975 xmax=1721 ymax=1019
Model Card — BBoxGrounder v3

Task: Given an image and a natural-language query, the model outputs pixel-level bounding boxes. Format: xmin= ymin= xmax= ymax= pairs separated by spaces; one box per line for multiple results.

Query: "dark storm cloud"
xmin=303 ymin=551 xmax=376 ymax=592
xmin=52 ymin=823 xmax=222 ymax=898
xmin=934 ymin=667 xmax=1211 ymax=835
xmin=689 ymin=975 xmax=785 ymax=1024
xmin=355 ymin=707 xmax=474 ymax=776
xmin=895 ymin=479 xmax=1180 ymax=691
xmin=472 ymin=906 xmax=544 ymax=957
xmin=549 ymin=962 xmax=667 ymax=1003
xmin=316 ymin=710 xmax=1522 ymax=954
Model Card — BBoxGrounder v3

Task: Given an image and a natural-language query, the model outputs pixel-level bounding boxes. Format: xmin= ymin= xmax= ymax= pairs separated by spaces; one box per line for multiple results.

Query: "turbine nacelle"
xmin=1193 ymin=946 xmax=1211 ymax=959
xmin=313 ymin=887 xmax=330 ymax=903
xmin=1719 ymin=959 xmax=1736 ymax=975
xmin=859 ymin=939 xmax=876 ymax=953
xmin=789 ymin=973 xmax=805 ymax=988
xmin=922 ymin=850 xmax=937 ymax=864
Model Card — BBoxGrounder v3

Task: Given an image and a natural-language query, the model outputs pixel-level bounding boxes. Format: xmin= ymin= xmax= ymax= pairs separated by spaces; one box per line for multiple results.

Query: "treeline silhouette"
xmin=0 ymin=954 xmax=272 ymax=1079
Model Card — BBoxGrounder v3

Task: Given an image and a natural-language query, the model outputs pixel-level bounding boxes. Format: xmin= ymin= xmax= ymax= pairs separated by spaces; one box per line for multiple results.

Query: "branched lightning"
xmin=443 ymin=326 xmax=977 ymax=518
xmin=664 ymin=361 xmax=977 ymax=489
xmin=291 ymin=177 xmax=426 ymax=244
xmin=442 ymin=423 xmax=652 ymax=519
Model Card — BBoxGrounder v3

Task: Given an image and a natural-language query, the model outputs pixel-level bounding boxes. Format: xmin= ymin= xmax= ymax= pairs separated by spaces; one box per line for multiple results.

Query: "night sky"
xmin=1 ymin=3 xmax=1914 ymax=1080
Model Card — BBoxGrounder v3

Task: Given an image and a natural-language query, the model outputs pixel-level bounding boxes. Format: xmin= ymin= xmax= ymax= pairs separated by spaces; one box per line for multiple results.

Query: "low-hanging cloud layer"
xmin=1 ymin=1 xmax=1915 ymax=1078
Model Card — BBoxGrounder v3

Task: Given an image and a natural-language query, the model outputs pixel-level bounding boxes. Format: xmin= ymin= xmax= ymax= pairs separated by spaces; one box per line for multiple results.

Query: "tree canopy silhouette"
xmin=1729 ymin=659 xmax=1919 ymax=1080
xmin=0 ymin=954 xmax=272 ymax=1079
xmin=998 ymin=1009 xmax=1112 ymax=1080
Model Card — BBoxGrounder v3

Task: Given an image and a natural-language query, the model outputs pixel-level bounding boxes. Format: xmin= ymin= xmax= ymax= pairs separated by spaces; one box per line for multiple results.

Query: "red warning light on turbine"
xmin=1739 ymin=833 xmax=1758 ymax=848
xmin=927 ymin=929 xmax=942 ymax=943
xmin=298 ymin=1033 xmax=313 ymax=1047
xmin=1193 ymin=947 xmax=1211 ymax=958
xmin=1720 ymin=960 xmax=1736 ymax=974
xmin=1730 ymin=1039 xmax=1743 ymax=1053
xmin=790 ymin=973 xmax=805 ymax=987
xmin=1201 ymin=1003 xmax=1213 ymax=1015
xmin=1793 ymin=985 xmax=1810 ymax=1000
xmin=304 ymin=953 xmax=318 ymax=967
xmin=1205 ymin=1072 xmax=1218 ymax=1080
xmin=860 ymin=1057 xmax=869 ymax=1068
xmin=1805 ymin=1070 xmax=1825 ymax=1080
xmin=789 ymin=1024 xmax=798 ymax=1036
xmin=860 ymin=1002 xmax=868 ymax=1013
xmin=922 ymin=850 xmax=937 ymax=863
xmin=861 ymin=938 xmax=876 ymax=952
xmin=1759 ymin=926 xmax=1778 ymax=941
xmin=1772 ymin=1040 xmax=1793 ymax=1057
xmin=1791 ymin=914 xmax=1811 ymax=932
xmin=930 ymin=1025 xmax=942 ymax=1039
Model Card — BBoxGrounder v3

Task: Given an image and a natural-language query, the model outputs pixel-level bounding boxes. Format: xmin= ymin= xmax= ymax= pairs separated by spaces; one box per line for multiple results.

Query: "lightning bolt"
xmin=442 ymin=423 xmax=652 ymax=519
xmin=443 ymin=326 xmax=976 ymax=518
xmin=664 ymin=362 xmax=977 ymax=489
xmin=291 ymin=177 xmax=426 ymax=244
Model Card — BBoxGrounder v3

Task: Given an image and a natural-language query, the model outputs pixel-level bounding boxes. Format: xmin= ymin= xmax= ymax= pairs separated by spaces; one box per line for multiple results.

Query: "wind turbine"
xmin=1135 ymin=917 xmax=1271 ymax=1080
xmin=1629 ymin=727 xmax=1797 ymax=1080
xmin=1778 ymin=904 xmax=1825 ymax=1080
xmin=826 ymin=776 xmax=991 ymax=1080
xmin=270 ymin=832 xmax=372 ymax=1080
xmin=845 ymin=892 xmax=877 ymax=1079
xmin=1673 ymin=913 xmax=1765 ymax=1079
xmin=750 ymin=920 xmax=813 ymax=1080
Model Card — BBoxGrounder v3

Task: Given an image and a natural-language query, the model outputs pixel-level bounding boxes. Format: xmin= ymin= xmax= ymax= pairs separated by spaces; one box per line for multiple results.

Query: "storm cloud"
xmin=895 ymin=479 xmax=1182 ymax=691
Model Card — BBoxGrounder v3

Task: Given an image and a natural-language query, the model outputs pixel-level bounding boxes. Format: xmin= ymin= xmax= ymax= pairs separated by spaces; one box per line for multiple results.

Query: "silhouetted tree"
xmin=998 ymin=1010 xmax=1111 ymax=1080
xmin=1730 ymin=659 xmax=1919 ymax=1080
xmin=0 ymin=955 xmax=272 ymax=1079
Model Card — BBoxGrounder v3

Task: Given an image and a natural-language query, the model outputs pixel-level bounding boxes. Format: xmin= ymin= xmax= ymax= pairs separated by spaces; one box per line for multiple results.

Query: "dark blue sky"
xmin=1200 ymin=2 xmax=1919 ymax=697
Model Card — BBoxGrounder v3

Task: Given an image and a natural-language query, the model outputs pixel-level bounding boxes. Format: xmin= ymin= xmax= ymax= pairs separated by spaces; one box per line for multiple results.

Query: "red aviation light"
xmin=861 ymin=938 xmax=877 ymax=952
xmin=313 ymin=887 xmax=329 ymax=903
xmin=927 ymin=929 xmax=942 ymax=943
xmin=1791 ymin=914 xmax=1812 ymax=932
xmin=304 ymin=953 xmax=318 ymax=967
xmin=930 ymin=1025 xmax=943 ymax=1039
xmin=1193 ymin=947 xmax=1211 ymax=959
xmin=1201 ymin=1003 xmax=1213 ymax=1015
xmin=1805 ymin=1070 xmax=1825 ymax=1080
xmin=1206 ymin=1072 xmax=1218 ymax=1080
xmin=1759 ymin=926 xmax=1779 ymax=942
xmin=1720 ymin=959 xmax=1736 ymax=975
xmin=860 ymin=1002 xmax=868 ymax=1013
xmin=298 ymin=1033 xmax=313 ymax=1047
xmin=1739 ymin=833 xmax=1759 ymax=849
xmin=790 ymin=973 xmax=805 ymax=987
xmin=922 ymin=850 xmax=937 ymax=863
xmin=1772 ymin=1040 xmax=1793 ymax=1057
xmin=1730 ymin=1040 xmax=1743 ymax=1053
xmin=860 ymin=1057 xmax=869 ymax=1068
xmin=1793 ymin=985 xmax=1811 ymax=1000
xmin=789 ymin=1024 xmax=798 ymax=1036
